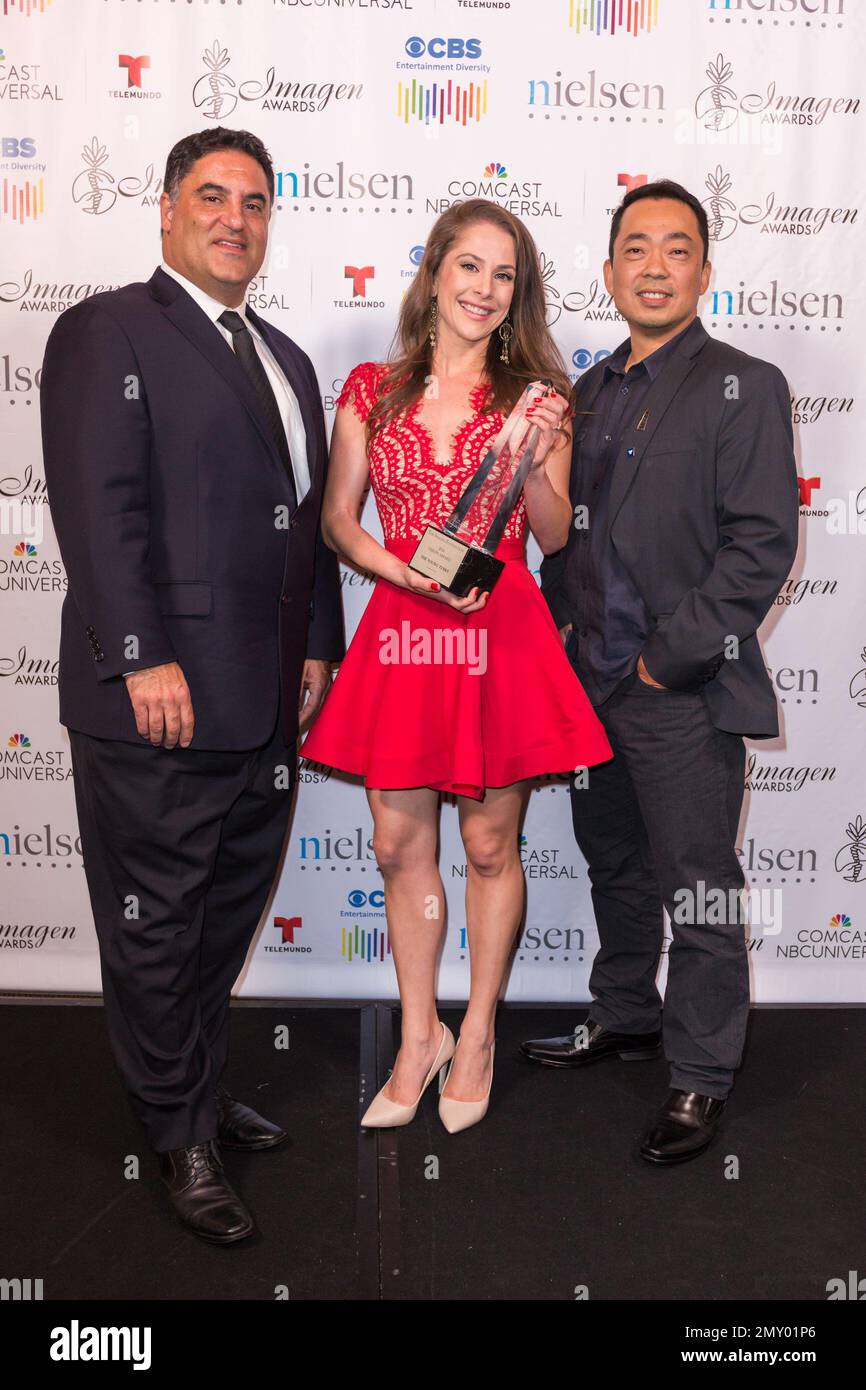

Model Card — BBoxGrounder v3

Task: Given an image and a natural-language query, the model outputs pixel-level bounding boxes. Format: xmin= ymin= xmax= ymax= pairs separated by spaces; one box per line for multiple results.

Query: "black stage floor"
xmin=2 ymin=1001 xmax=864 ymax=1302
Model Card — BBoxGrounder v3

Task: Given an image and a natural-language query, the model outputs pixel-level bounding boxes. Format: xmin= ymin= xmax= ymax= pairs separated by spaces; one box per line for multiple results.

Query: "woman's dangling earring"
xmin=499 ymin=317 xmax=513 ymax=365
xmin=428 ymin=294 xmax=439 ymax=350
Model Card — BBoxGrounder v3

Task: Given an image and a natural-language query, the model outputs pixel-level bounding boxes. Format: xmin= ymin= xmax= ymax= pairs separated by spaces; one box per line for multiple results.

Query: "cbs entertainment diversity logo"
xmin=567 ymin=1 xmax=663 ymax=38
xmin=396 ymin=35 xmax=489 ymax=128
xmin=2 ymin=2 xmax=55 ymax=14
xmin=341 ymin=920 xmax=392 ymax=965
xmin=0 ymin=137 xmax=44 ymax=225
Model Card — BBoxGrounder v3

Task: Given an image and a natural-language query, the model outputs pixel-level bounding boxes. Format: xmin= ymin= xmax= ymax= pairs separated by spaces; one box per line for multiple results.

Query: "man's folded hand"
xmin=124 ymin=663 xmax=195 ymax=748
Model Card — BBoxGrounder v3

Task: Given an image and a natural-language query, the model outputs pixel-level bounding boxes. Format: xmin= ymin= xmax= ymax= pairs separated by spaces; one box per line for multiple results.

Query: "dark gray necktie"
xmin=218 ymin=309 xmax=298 ymax=512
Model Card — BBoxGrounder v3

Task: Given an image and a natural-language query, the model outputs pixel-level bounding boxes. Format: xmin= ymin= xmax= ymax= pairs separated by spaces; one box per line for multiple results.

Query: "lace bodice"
xmin=336 ymin=361 xmax=528 ymax=544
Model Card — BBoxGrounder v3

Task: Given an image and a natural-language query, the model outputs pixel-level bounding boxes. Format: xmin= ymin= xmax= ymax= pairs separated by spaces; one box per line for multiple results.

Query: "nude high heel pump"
xmin=438 ymin=1039 xmax=496 ymax=1134
xmin=360 ymin=1022 xmax=455 ymax=1128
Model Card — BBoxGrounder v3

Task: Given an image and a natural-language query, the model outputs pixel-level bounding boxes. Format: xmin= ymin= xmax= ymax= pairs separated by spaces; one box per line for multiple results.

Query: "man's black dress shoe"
xmin=158 ymin=1139 xmax=254 ymax=1244
xmin=639 ymin=1089 xmax=727 ymax=1165
xmin=520 ymin=1018 xmax=662 ymax=1068
xmin=216 ymin=1086 xmax=288 ymax=1151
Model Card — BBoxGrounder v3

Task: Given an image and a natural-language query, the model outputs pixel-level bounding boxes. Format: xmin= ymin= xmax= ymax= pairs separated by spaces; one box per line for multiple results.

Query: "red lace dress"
xmin=301 ymin=361 xmax=612 ymax=799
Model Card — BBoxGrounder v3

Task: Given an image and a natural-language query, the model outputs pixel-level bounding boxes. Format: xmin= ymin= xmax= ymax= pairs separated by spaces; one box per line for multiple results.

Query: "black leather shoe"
xmin=520 ymin=1018 xmax=662 ymax=1068
xmin=639 ymin=1089 xmax=727 ymax=1165
xmin=158 ymin=1139 xmax=254 ymax=1244
xmin=216 ymin=1086 xmax=288 ymax=1151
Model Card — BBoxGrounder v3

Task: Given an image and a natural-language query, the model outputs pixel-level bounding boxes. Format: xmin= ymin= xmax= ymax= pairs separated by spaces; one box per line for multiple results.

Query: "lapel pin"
xmin=626 ymin=447 xmax=635 ymax=457
xmin=635 ymin=409 xmax=650 ymax=431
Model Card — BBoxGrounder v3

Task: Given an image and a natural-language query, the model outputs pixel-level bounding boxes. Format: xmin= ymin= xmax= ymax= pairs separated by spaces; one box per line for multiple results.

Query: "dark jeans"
xmin=570 ymin=668 xmax=748 ymax=1098
xmin=69 ymin=696 xmax=295 ymax=1151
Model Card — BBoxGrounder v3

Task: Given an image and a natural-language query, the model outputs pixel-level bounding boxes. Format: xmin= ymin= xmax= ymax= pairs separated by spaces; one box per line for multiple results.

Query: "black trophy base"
xmin=408 ymin=525 xmax=505 ymax=598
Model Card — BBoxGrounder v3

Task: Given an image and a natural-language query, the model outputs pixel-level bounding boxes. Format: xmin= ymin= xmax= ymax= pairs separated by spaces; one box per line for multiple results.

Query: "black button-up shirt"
xmin=567 ymin=320 xmax=694 ymax=705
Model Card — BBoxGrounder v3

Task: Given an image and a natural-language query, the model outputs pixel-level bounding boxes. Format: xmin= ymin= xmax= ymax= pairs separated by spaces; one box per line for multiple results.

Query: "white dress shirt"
xmin=159 ymin=260 xmax=310 ymax=502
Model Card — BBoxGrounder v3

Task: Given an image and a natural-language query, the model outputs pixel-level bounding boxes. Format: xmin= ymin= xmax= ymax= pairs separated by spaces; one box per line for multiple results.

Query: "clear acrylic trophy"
xmin=408 ymin=380 xmax=550 ymax=597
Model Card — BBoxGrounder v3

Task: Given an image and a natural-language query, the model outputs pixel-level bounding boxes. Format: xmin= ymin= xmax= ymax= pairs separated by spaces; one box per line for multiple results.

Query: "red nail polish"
xmin=431 ymin=582 xmax=441 ymax=591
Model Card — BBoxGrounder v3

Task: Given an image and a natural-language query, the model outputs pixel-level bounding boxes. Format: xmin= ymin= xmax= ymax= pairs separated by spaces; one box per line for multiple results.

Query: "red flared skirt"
xmin=301 ymin=537 xmax=613 ymax=800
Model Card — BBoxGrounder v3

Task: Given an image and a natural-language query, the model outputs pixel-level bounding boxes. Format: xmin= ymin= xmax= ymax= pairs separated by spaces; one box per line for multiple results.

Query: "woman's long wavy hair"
xmin=366 ymin=199 xmax=570 ymax=440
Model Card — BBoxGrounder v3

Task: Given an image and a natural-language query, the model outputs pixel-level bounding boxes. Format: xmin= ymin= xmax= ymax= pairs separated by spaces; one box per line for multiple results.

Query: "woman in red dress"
xmin=302 ymin=199 xmax=612 ymax=1132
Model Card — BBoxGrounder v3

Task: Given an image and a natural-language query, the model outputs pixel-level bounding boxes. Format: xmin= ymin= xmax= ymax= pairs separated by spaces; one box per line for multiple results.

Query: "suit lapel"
xmin=148 ymin=267 xmax=294 ymax=503
xmin=568 ymin=343 xmax=625 ymax=495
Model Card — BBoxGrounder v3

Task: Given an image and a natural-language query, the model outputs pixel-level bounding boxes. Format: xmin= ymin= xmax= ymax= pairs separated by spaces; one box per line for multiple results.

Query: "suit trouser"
xmin=68 ymin=694 xmax=295 ymax=1152
xmin=569 ymin=669 xmax=748 ymax=1099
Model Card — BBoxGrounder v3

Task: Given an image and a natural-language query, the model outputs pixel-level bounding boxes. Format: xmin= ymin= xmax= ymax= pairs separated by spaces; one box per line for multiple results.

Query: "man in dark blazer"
xmin=521 ymin=180 xmax=799 ymax=1163
xmin=40 ymin=128 xmax=345 ymax=1241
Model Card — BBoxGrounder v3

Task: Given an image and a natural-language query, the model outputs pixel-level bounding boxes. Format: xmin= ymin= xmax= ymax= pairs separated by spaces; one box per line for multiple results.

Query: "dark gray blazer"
xmin=541 ymin=317 xmax=799 ymax=738
xmin=40 ymin=265 xmax=345 ymax=750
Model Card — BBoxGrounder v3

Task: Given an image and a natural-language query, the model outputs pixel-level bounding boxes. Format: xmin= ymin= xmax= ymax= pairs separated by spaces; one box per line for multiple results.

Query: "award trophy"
xmin=408 ymin=380 xmax=550 ymax=598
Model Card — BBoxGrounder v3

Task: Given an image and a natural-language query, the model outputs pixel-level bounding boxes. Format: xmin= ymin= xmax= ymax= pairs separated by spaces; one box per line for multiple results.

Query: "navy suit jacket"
xmin=40 ymin=265 xmax=345 ymax=750
xmin=541 ymin=317 xmax=800 ymax=738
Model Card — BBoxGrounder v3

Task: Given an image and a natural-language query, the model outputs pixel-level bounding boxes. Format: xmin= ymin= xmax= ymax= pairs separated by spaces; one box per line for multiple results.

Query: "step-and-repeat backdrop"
xmin=1 ymin=0 xmax=863 ymax=1003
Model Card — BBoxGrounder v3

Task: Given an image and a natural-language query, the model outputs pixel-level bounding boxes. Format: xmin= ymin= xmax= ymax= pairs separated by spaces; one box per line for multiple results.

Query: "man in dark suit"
xmin=521 ymin=180 xmax=799 ymax=1163
xmin=40 ymin=127 xmax=344 ymax=1241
